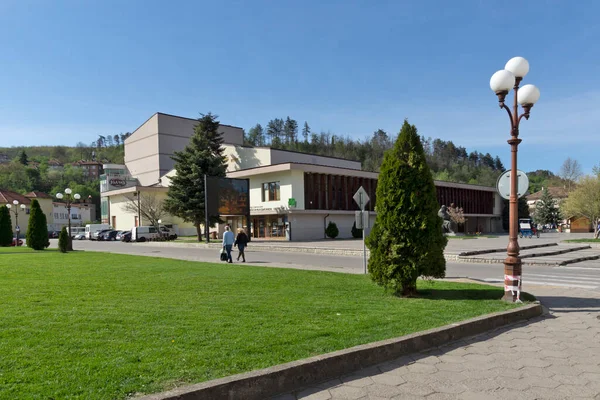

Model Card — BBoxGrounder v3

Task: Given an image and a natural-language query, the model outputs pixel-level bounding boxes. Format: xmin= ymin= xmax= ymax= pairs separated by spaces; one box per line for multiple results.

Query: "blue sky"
xmin=1 ymin=0 xmax=599 ymax=174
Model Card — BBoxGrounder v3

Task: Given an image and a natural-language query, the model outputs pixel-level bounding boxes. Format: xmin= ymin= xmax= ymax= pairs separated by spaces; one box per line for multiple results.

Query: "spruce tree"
xmin=26 ymin=199 xmax=49 ymax=250
xmin=366 ymin=120 xmax=447 ymax=296
xmin=533 ymin=188 xmax=559 ymax=226
xmin=19 ymin=150 xmax=28 ymax=165
xmin=164 ymin=113 xmax=228 ymax=241
xmin=0 ymin=205 xmax=13 ymax=246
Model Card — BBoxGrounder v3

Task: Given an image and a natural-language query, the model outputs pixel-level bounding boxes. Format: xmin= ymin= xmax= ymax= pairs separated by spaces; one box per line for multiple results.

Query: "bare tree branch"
xmin=123 ymin=193 xmax=167 ymax=227
xmin=559 ymin=157 xmax=583 ymax=192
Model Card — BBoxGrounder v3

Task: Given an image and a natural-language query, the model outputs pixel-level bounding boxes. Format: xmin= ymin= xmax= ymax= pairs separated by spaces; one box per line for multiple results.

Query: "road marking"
xmin=526 ymin=273 xmax=600 ymax=281
xmin=482 ymin=277 xmax=600 ymax=289
xmin=520 ymin=280 xmax=598 ymax=289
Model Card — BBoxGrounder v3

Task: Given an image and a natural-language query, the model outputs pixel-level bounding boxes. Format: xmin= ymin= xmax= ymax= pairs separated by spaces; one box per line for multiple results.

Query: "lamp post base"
xmin=502 ymin=255 xmax=522 ymax=303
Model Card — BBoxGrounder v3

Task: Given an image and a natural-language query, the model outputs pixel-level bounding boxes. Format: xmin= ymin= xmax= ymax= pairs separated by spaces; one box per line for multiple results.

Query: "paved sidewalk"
xmin=273 ymin=287 xmax=600 ymax=400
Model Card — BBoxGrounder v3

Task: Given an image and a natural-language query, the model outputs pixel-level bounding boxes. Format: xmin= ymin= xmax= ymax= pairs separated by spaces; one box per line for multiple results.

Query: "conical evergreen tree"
xmin=0 ymin=205 xmax=13 ymax=246
xmin=366 ymin=120 xmax=447 ymax=296
xmin=164 ymin=113 xmax=228 ymax=241
xmin=534 ymin=188 xmax=560 ymax=226
xmin=58 ymin=226 xmax=69 ymax=253
xmin=26 ymin=199 xmax=49 ymax=250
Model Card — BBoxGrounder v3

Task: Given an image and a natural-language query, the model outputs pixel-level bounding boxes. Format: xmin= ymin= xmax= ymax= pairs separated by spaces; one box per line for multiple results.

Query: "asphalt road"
xmin=60 ymin=239 xmax=600 ymax=293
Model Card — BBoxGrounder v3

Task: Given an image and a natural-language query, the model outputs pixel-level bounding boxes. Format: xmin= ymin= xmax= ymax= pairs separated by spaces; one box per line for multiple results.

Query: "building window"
xmin=262 ymin=182 xmax=280 ymax=202
xmin=54 ymin=213 xmax=58 ymax=218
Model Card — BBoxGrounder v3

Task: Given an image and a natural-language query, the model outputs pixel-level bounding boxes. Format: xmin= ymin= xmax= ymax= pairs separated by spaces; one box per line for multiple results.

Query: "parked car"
xmin=120 ymin=231 xmax=132 ymax=242
xmin=115 ymin=230 xmax=125 ymax=241
xmin=93 ymin=229 xmax=113 ymax=241
xmin=73 ymin=233 xmax=86 ymax=240
xmin=48 ymin=231 xmax=59 ymax=239
xmin=100 ymin=230 xmax=119 ymax=241
xmin=85 ymin=224 xmax=111 ymax=240
xmin=11 ymin=238 xmax=24 ymax=246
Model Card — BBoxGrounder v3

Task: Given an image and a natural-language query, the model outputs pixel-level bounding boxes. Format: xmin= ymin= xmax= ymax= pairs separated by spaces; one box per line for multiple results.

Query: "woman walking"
xmin=234 ymin=228 xmax=249 ymax=262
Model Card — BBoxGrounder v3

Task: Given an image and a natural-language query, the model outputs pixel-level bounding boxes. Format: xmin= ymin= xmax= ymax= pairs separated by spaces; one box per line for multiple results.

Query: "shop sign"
xmin=108 ymin=178 xmax=127 ymax=187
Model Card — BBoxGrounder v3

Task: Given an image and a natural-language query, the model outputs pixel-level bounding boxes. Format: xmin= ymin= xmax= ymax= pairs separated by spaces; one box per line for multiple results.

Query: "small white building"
xmin=50 ymin=202 xmax=94 ymax=231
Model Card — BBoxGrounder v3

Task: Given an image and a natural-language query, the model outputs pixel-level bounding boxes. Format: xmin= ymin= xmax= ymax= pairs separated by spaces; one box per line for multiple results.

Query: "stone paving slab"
xmin=275 ymin=286 xmax=600 ymax=400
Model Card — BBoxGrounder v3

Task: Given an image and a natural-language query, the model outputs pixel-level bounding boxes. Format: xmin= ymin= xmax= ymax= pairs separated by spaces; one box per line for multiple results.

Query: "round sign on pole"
xmin=496 ymin=170 xmax=529 ymax=200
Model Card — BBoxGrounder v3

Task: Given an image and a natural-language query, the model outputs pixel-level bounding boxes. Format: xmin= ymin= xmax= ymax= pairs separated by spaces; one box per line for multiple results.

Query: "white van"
xmin=85 ymin=224 xmax=110 ymax=240
xmin=131 ymin=226 xmax=160 ymax=242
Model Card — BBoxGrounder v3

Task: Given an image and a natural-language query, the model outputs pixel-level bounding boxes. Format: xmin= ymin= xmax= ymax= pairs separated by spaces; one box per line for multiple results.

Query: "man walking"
xmin=222 ymin=226 xmax=235 ymax=263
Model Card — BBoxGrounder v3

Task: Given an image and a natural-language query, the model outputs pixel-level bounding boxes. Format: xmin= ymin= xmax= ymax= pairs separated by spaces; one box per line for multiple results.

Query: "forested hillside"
xmin=245 ymin=118 xmax=506 ymax=187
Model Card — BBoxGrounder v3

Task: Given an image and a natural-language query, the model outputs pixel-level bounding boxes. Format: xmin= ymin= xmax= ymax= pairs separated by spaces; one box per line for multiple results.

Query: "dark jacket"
xmin=234 ymin=232 xmax=249 ymax=247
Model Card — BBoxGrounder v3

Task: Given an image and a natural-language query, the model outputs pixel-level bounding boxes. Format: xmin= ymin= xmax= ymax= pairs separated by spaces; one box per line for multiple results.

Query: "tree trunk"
xmin=195 ymin=224 xmax=202 ymax=242
xmin=399 ymin=279 xmax=418 ymax=297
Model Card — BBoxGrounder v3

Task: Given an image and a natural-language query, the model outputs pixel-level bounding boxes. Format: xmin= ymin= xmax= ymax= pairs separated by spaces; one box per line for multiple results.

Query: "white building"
xmin=101 ymin=112 xmax=504 ymax=240
xmin=50 ymin=202 xmax=95 ymax=231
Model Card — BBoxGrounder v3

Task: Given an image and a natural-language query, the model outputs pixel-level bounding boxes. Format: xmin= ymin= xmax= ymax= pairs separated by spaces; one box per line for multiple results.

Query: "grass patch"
xmin=0 ymin=251 xmax=524 ymax=399
xmin=563 ymin=238 xmax=600 ymax=243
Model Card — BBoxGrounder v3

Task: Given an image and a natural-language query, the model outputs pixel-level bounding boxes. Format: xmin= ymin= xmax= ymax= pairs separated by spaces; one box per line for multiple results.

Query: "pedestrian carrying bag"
xmin=220 ymin=248 xmax=228 ymax=261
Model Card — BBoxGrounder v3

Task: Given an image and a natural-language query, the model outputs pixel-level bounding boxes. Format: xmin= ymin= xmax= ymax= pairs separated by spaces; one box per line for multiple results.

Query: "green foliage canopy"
xmin=26 ymin=199 xmax=49 ymax=250
xmin=366 ymin=120 xmax=447 ymax=297
xmin=0 ymin=205 xmax=13 ymax=246
xmin=164 ymin=113 xmax=228 ymax=241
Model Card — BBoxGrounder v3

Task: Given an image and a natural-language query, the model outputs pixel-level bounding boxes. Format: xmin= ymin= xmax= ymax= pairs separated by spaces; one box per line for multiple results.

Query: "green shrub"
xmin=351 ymin=221 xmax=362 ymax=239
xmin=58 ymin=227 xmax=68 ymax=253
xmin=26 ymin=199 xmax=49 ymax=250
xmin=366 ymin=120 xmax=447 ymax=297
xmin=0 ymin=206 xmax=12 ymax=246
xmin=325 ymin=221 xmax=339 ymax=239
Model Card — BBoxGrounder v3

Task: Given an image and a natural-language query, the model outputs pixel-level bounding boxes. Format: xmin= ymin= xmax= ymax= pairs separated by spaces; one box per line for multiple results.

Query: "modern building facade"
xmin=101 ymin=112 xmax=505 ymax=240
xmin=123 ymin=112 xmax=245 ymax=186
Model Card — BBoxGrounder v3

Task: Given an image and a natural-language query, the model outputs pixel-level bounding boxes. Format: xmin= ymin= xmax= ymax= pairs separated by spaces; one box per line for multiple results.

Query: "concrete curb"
xmin=520 ymin=245 xmax=591 ymax=259
xmin=134 ymin=241 xmax=371 ymax=257
xmin=458 ymin=242 xmax=557 ymax=257
xmin=138 ymin=303 xmax=542 ymax=400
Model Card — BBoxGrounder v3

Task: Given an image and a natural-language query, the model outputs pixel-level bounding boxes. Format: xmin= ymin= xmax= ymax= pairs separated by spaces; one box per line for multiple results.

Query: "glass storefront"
xmin=251 ymin=215 xmax=287 ymax=239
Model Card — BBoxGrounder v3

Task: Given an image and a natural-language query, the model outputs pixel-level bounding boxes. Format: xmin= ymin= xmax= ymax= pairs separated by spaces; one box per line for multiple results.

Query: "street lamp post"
xmin=6 ymin=200 xmax=26 ymax=246
xmin=56 ymin=188 xmax=81 ymax=251
xmin=490 ymin=57 xmax=541 ymax=302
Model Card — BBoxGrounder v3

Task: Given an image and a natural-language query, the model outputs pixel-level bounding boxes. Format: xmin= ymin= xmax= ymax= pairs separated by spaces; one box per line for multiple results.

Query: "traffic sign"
xmin=353 ymin=186 xmax=370 ymax=211
xmin=496 ymin=170 xmax=529 ymax=200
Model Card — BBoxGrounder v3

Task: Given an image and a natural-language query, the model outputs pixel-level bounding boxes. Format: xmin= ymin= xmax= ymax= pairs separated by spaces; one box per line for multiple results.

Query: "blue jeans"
xmin=224 ymin=245 xmax=233 ymax=262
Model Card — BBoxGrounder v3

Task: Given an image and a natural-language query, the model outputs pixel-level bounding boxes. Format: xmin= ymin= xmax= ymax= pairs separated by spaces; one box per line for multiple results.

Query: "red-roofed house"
xmin=0 ymin=189 xmax=55 ymax=234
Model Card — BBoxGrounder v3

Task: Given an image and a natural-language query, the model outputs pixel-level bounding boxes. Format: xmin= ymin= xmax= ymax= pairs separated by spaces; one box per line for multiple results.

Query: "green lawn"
xmin=0 ymin=249 xmax=524 ymax=399
xmin=564 ymin=238 xmax=600 ymax=243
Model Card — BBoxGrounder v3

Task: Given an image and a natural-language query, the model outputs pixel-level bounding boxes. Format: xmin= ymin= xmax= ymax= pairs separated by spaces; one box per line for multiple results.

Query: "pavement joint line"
xmin=138 ymin=303 xmax=542 ymax=400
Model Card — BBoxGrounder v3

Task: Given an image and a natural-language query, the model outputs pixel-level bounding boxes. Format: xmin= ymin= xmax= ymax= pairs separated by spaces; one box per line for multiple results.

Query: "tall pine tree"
xmin=0 ymin=205 xmax=12 ymax=246
xmin=302 ymin=122 xmax=310 ymax=143
xmin=26 ymin=199 xmax=49 ymax=250
xmin=284 ymin=117 xmax=298 ymax=146
xmin=19 ymin=150 xmax=28 ymax=165
xmin=164 ymin=113 xmax=227 ymax=241
xmin=366 ymin=120 xmax=447 ymax=296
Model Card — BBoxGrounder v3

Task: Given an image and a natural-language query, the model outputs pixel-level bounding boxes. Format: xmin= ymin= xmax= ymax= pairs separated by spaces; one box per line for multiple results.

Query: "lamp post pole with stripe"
xmin=489 ymin=57 xmax=541 ymax=302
